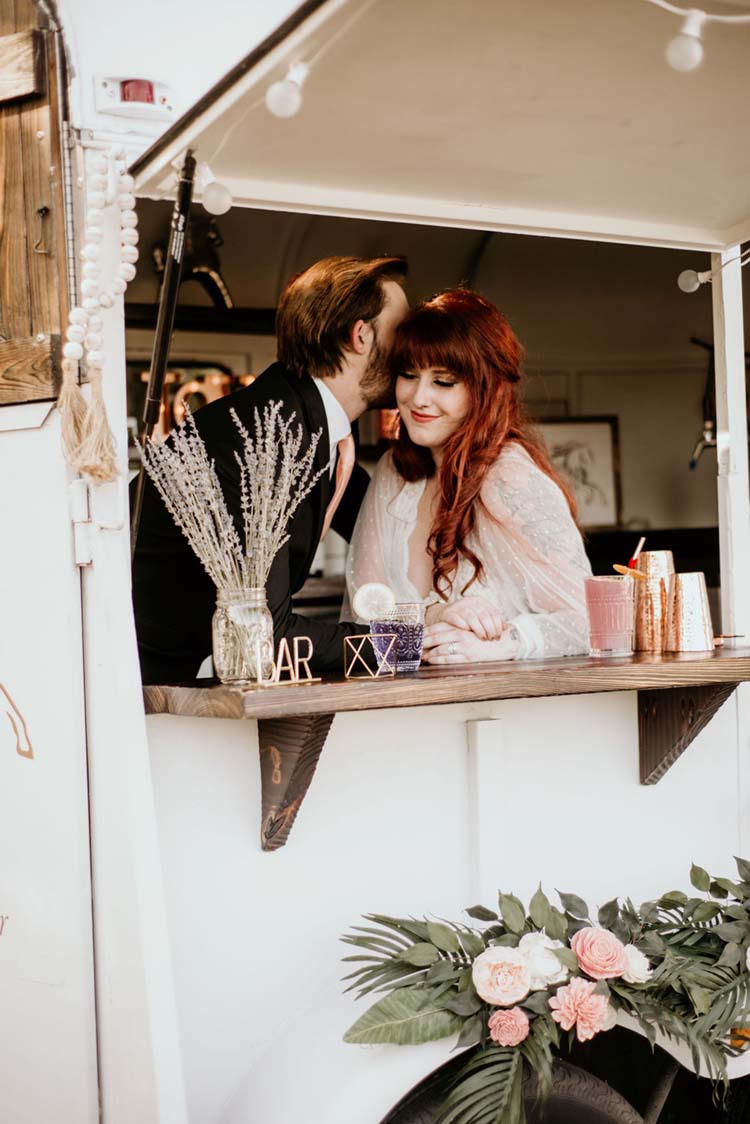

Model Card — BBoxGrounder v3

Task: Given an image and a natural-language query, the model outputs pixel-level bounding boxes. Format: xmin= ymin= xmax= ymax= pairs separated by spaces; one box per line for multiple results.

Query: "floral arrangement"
xmin=342 ymin=860 xmax=750 ymax=1124
xmin=139 ymin=401 xmax=325 ymax=592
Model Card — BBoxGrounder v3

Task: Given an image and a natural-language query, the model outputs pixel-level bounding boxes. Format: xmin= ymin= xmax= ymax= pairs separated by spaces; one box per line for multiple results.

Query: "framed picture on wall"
xmin=537 ymin=416 xmax=622 ymax=529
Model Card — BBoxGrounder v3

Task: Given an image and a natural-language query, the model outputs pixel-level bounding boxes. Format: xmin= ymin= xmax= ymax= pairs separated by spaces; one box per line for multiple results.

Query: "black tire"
xmin=383 ymin=1059 xmax=644 ymax=1124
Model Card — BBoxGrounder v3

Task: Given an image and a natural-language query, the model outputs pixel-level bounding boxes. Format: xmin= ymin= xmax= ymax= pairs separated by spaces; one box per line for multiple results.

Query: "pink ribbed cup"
xmin=585 ymin=576 xmax=635 ymax=658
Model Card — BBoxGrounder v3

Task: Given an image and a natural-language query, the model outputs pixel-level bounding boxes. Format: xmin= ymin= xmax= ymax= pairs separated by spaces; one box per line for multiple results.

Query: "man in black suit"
xmin=132 ymin=255 xmax=409 ymax=685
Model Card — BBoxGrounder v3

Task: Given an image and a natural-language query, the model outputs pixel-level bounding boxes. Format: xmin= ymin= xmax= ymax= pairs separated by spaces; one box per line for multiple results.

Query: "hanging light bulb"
xmin=196 ymin=162 xmax=233 ymax=215
xmin=677 ymin=269 xmax=705 ymax=292
xmin=265 ymin=62 xmax=310 ymax=119
xmin=666 ymin=9 xmax=707 ymax=71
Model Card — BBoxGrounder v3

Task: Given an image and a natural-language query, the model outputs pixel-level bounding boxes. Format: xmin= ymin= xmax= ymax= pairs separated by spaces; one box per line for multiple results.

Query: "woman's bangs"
xmin=390 ymin=312 xmax=467 ymax=379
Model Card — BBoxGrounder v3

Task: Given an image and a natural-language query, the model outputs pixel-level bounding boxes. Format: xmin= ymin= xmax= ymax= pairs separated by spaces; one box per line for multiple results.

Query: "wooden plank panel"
xmin=0 ymin=30 xmax=43 ymax=103
xmin=0 ymin=334 xmax=55 ymax=402
xmin=143 ymin=648 xmax=750 ymax=722
xmin=0 ymin=101 xmax=31 ymax=340
xmin=19 ymin=93 xmax=58 ymax=333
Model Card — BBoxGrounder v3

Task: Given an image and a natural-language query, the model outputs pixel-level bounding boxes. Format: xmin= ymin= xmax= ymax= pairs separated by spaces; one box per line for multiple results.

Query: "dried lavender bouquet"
xmin=138 ymin=401 xmax=326 ymax=593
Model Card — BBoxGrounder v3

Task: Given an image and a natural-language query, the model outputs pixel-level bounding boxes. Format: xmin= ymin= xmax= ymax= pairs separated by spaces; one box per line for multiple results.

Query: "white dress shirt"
xmin=313 ymin=377 xmax=351 ymax=478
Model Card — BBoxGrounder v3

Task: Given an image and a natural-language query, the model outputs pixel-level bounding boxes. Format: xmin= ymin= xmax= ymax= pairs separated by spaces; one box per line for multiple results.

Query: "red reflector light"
xmin=120 ymin=79 xmax=154 ymax=104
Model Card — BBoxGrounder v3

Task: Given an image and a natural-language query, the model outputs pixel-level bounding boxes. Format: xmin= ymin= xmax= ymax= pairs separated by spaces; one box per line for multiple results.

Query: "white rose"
xmin=622 ymin=944 xmax=652 ymax=984
xmin=471 ymin=946 xmax=531 ymax=1006
xmin=518 ymin=931 xmax=569 ymax=990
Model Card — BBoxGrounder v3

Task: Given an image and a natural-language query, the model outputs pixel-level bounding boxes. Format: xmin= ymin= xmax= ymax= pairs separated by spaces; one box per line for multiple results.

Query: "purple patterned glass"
xmin=370 ymin=602 xmax=425 ymax=673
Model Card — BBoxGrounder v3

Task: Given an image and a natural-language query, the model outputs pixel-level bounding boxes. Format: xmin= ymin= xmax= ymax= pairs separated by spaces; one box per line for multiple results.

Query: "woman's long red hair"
xmin=390 ymin=289 xmax=577 ymax=598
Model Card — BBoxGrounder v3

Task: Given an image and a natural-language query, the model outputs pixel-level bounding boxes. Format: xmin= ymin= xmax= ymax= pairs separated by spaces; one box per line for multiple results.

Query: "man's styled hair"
xmin=276 ymin=255 xmax=408 ymax=379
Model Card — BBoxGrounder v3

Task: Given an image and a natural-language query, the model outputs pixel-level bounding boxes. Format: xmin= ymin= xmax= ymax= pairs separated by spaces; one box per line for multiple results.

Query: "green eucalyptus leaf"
xmin=714 ymin=878 xmax=746 ymax=898
xmin=593 ymin=980 xmax=611 ymax=998
xmin=465 ymin=905 xmax=499 ymax=922
xmin=598 ymin=898 xmax=619 ymax=929
xmin=457 ymin=967 xmax=474 ymax=992
xmin=492 ymin=933 xmax=520 ymax=947
xmin=692 ymin=901 xmax=721 ymax=923
xmin=441 ymin=990 xmax=483 ymax=1016
xmin=724 ymin=905 xmax=749 ymax=921
xmin=343 ymin=986 xmax=463 ymax=1045
xmin=460 ymin=930 xmax=486 ymax=959
xmin=717 ymin=941 xmax=743 ymax=968
xmin=453 ymin=1013 xmax=483 ymax=1051
xmin=557 ymin=891 xmax=590 ymax=919
xmin=715 ymin=922 xmax=747 ymax=943
xmin=545 ymin=907 xmax=568 ymax=941
xmin=710 ymin=880 xmax=730 ymax=900
xmin=690 ymin=864 xmax=711 ymax=892
xmin=523 ymin=990 xmax=552 ymax=1014
xmin=735 ymin=857 xmax=750 ymax=883
xmin=427 ymin=921 xmax=461 ymax=954
xmin=659 ymin=891 xmax=689 ymax=907
xmin=402 ymin=942 xmax=440 ymax=966
xmin=529 ymin=885 xmax=552 ymax=930
xmin=554 ymin=947 xmax=580 ymax=972
xmin=499 ymin=893 xmax=527 ymax=935
xmin=426 ymin=960 xmax=461 ymax=983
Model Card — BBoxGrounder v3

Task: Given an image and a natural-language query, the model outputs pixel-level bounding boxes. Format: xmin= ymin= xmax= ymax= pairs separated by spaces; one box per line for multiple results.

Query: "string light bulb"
xmin=666 ymin=9 xmax=706 ymax=71
xmin=644 ymin=0 xmax=750 ymax=71
xmin=265 ymin=62 xmax=309 ymax=119
xmin=195 ymin=162 xmax=232 ymax=215
xmin=677 ymin=250 xmax=750 ymax=293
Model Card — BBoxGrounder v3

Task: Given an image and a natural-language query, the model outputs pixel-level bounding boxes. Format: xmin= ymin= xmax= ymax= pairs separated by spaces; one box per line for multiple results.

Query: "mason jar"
xmin=212 ymin=587 xmax=275 ymax=685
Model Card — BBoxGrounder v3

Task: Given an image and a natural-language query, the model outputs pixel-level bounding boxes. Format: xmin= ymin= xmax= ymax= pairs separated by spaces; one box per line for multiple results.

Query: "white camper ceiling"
xmin=132 ymin=0 xmax=750 ymax=249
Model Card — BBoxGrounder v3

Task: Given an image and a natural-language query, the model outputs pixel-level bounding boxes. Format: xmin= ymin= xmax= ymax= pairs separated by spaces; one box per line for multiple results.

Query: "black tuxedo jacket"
xmin=131 ymin=363 xmax=371 ymax=685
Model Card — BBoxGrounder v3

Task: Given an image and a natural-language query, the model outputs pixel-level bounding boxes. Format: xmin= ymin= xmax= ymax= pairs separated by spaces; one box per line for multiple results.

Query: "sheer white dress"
xmin=345 ymin=442 xmax=592 ymax=660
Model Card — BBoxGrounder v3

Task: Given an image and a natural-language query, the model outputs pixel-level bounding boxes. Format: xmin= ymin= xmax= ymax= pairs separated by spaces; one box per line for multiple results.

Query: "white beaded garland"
xmin=61 ymin=149 xmax=140 ymax=389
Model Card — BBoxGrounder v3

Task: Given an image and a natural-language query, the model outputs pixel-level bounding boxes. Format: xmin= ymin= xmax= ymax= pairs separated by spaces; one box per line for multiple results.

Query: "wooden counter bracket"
xmin=257 ymin=713 xmax=334 ymax=851
xmin=638 ymin=682 xmax=738 ymax=784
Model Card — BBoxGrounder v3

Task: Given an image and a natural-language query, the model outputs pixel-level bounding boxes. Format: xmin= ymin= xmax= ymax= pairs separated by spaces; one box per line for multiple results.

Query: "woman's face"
xmin=395 ymin=367 xmax=470 ymax=453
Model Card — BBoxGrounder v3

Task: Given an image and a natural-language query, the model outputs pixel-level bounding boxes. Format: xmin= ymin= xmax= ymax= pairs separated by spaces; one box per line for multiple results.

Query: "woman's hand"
xmin=425 ymin=596 xmax=505 ymax=640
xmin=422 ymin=621 xmax=520 ymax=664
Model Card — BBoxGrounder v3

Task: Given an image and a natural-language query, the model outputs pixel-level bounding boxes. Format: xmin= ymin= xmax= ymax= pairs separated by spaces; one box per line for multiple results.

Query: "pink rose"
xmin=488 ymin=1006 xmax=530 ymax=1047
xmin=472 ymin=947 xmax=531 ymax=1007
xmin=549 ymin=977 xmax=611 ymax=1042
xmin=571 ymin=927 xmax=628 ymax=980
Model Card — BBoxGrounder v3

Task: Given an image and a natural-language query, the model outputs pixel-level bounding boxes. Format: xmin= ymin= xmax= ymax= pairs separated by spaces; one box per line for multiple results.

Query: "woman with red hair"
xmin=345 ymin=289 xmax=591 ymax=663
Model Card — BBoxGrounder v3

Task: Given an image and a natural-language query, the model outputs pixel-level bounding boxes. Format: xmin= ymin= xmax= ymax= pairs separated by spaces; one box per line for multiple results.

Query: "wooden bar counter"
xmin=144 ymin=648 xmax=750 ymax=851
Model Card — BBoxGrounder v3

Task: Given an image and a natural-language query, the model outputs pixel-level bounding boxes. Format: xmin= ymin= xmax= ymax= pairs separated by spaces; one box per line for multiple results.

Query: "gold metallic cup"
xmin=665 ymin=572 xmax=714 ymax=653
xmin=634 ymin=550 xmax=675 ymax=652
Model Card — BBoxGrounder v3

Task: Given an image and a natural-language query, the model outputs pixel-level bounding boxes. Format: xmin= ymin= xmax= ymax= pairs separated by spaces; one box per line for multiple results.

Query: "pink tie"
xmin=321 ymin=434 xmax=356 ymax=540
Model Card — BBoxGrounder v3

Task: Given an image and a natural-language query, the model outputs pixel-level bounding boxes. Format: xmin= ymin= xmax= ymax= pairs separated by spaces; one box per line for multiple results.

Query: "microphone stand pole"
xmin=130 ymin=149 xmax=196 ymax=557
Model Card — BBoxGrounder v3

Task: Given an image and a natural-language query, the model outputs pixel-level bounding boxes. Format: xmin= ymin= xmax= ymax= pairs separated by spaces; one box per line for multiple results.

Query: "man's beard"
xmin=359 ymin=329 xmax=396 ymax=409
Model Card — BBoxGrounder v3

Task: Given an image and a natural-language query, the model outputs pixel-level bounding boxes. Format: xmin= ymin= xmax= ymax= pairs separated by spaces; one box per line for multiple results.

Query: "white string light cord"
xmin=58 ymin=147 xmax=139 ymax=482
xmin=643 ymin=0 xmax=750 ymax=70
